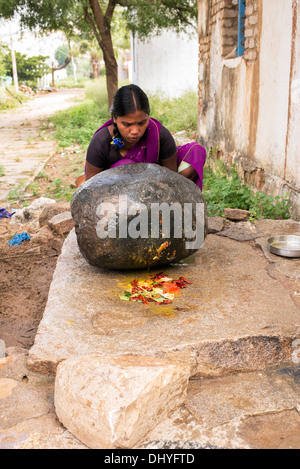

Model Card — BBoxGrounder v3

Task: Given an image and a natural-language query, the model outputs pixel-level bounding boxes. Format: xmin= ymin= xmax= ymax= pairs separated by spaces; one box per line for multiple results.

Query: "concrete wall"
xmin=255 ymin=0 xmax=292 ymax=178
xmin=197 ymin=0 xmax=300 ymax=219
xmin=285 ymin=0 xmax=300 ymax=188
xmin=131 ymin=28 xmax=198 ymax=97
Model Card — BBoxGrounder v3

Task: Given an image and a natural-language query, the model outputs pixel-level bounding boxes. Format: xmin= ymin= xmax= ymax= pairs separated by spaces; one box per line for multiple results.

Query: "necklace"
xmin=111 ymin=136 xmax=124 ymax=149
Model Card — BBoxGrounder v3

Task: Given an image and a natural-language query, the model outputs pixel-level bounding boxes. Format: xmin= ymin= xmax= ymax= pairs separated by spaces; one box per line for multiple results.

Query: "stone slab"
xmin=28 ymin=229 xmax=300 ymax=376
xmin=254 ymin=218 xmax=300 ymax=280
xmin=140 ymin=367 xmax=300 ymax=450
xmin=54 ymin=354 xmax=190 ymax=449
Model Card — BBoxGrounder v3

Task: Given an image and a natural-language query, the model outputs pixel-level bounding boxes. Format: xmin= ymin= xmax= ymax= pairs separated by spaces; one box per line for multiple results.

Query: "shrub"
xmin=202 ymin=159 xmax=291 ymax=220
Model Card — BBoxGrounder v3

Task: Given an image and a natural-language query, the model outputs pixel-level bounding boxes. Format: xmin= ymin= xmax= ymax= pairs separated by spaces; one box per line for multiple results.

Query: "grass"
xmin=56 ymin=77 xmax=88 ymax=88
xmin=149 ymin=90 xmax=198 ymax=135
xmin=8 ymin=179 xmax=28 ymax=203
xmin=0 ymin=86 xmax=30 ymax=111
xmin=49 ymin=98 xmax=105 ymax=148
xmin=202 ymin=158 xmax=291 ymax=220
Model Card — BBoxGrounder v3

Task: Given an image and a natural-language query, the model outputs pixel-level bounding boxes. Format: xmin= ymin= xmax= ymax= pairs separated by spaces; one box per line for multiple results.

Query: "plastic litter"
xmin=0 ymin=208 xmax=15 ymax=219
xmin=7 ymin=232 xmax=30 ymax=246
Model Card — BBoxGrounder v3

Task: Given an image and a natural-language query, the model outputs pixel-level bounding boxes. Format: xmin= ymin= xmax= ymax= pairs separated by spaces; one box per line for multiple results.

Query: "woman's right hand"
xmin=85 ymin=161 xmax=104 ymax=181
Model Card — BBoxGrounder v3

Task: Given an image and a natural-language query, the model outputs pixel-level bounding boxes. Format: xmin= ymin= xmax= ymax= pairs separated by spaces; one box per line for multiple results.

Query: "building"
xmin=131 ymin=27 xmax=199 ymax=98
xmin=197 ymin=0 xmax=300 ymax=219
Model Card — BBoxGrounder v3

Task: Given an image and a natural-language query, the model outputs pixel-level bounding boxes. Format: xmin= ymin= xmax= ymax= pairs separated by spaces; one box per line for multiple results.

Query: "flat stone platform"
xmin=28 ymin=220 xmax=300 ymax=377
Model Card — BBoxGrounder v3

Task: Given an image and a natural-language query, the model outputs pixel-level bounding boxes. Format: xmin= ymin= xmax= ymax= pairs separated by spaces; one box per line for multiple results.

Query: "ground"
xmin=0 ymin=238 xmax=61 ymax=349
xmin=0 ymin=89 xmax=85 ymax=350
xmin=0 ymin=165 xmax=74 ymax=350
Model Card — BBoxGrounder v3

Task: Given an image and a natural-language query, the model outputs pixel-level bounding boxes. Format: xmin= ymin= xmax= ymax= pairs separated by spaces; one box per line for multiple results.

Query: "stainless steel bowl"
xmin=267 ymin=235 xmax=300 ymax=258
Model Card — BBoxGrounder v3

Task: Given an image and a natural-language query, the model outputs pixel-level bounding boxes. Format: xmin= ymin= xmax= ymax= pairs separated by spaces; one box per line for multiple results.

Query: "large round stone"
xmin=71 ymin=163 xmax=207 ymax=269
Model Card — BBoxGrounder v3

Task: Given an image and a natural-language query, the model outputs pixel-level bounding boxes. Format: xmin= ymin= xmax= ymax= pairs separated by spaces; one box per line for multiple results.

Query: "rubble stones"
xmin=224 ymin=207 xmax=250 ymax=221
xmin=54 ymin=354 xmax=190 ymax=449
xmin=39 ymin=202 xmax=70 ymax=227
xmin=7 ymin=199 xmax=75 ymax=245
xmin=31 ymin=225 xmax=55 ymax=244
xmin=0 ymin=348 xmax=28 ymax=381
xmin=217 ymin=221 xmax=264 ymax=241
xmin=13 ymin=198 xmax=56 ymax=224
xmin=48 ymin=212 xmax=74 ymax=236
xmin=207 ymin=216 xmax=226 ymax=233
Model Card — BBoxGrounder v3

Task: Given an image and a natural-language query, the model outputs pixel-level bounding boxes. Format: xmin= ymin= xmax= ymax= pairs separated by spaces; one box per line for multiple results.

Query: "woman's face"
xmin=114 ymin=110 xmax=149 ymax=146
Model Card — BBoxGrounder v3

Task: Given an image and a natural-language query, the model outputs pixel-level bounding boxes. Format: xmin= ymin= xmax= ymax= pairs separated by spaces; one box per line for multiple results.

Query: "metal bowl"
xmin=267 ymin=235 xmax=300 ymax=258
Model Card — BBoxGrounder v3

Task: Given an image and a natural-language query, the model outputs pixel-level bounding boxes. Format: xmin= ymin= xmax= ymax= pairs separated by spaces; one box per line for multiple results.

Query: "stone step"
xmin=1 ymin=348 xmax=300 ymax=449
xmin=140 ymin=365 xmax=300 ymax=449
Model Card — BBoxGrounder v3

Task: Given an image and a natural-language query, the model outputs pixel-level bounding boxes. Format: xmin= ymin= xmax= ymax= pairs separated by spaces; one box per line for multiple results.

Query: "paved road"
xmin=0 ymin=88 xmax=84 ymax=203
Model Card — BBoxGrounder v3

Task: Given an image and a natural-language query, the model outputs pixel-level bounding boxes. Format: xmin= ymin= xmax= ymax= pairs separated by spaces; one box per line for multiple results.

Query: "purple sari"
xmin=93 ymin=118 xmax=206 ymax=189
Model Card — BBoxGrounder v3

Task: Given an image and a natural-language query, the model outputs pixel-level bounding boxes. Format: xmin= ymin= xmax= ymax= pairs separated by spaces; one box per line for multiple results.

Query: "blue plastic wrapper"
xmin=7 ymin=232 xmax=30 ymax=246
xmin=0 ymin=208 xmax=15 ymax=219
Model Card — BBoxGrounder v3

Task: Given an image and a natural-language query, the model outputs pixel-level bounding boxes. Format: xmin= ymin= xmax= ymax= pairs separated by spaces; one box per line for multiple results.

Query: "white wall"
xmin=255 ymin=0 xmax=293 ymax=178
xmin=285 ymin=1 xmax=300 ymax=187
xmin=131 ymin=28 xmax=198 ymax=97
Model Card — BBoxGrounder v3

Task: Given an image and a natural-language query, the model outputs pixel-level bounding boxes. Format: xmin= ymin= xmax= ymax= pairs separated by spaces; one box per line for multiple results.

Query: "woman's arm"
xmin=85 ymin=161 xmax=104 ymax=181
xmin=160 ymin=151 xmax=177 ymax=172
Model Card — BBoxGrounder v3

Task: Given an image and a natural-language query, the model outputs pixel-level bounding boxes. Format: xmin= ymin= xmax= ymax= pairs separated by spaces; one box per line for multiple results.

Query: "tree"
xmin=0 ymin=43 xmax=9 ymax=77
xmin=0 ymin=0 xmax=197 ymax=106
xmin=55 ymin=44 xmax=73 ymax=75
xmin=77 ymin=37 xmax=103 ymax=79
xmin=4 ymin=52 xmax=51 ymax=86
xmin=51 ymin=56 xmax=71 ymax=87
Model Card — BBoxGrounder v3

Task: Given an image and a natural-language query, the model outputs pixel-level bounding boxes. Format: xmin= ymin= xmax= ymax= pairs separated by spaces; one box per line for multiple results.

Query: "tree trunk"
xmin=10 ymin=35 xmax=18 ymax=92
xmin=92 ymin=60 xmax=101 ymax=79
xmin=102 ymin=34 xmax=118 ymax=109
xmin=51 ymin=57 xmax=71 ymax=87
xmin=87 ymin=0 xmax=119 ymax=109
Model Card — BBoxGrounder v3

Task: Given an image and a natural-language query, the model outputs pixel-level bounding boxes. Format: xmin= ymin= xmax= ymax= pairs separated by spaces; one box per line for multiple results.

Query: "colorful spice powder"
xmin=119 ymin=272 xmax=192 ymax=305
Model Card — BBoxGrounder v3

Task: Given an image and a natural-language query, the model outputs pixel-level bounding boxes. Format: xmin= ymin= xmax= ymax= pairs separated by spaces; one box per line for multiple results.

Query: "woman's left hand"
xmin=161 ymin=152 xmax=178 ymax=172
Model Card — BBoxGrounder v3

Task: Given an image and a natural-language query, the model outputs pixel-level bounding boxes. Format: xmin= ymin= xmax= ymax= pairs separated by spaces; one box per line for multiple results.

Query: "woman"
xmin=77 ymin=84 xmax=206 ymax=189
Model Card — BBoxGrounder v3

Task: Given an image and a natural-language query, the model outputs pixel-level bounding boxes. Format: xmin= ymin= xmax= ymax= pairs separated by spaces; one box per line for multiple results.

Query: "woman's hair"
xmin=110 ymin=85 xmax=150 ymax=148
xmin=110 ymin=84 xmax=150 ymax=118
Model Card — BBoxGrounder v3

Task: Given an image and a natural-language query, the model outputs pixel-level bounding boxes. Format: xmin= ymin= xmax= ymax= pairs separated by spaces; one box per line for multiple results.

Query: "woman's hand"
xmin=160 ymin=152 xmax=177 ymax=172
xmin=85 ymin=162 xmax=104 ymax=181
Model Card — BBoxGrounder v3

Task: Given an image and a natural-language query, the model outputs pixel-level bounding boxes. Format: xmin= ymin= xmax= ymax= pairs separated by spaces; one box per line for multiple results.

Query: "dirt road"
xmin=0 ymin=88 xmax=85 ymax=202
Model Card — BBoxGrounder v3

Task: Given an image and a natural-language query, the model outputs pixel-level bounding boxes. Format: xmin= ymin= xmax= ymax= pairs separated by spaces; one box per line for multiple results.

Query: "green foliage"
xmin=0 ymin=86 xmax=30 ymax=111
xmin=49 ymin=177 xmax=74 ymax=201
xmin=49 ymin=97 xmax=108 ymax=147
xmin=0 ymin=165 xmax=5 ymax=176
xmin=55 ymin=44 xmax=73 ymax=76
xmin=0 ymin=1 xmax=197 ymax=41
xmin=0 ymin=0 xmax=75 ymax=33
xmin=0 ymin=43 xmax=9 ymax=76
xmin=8 ymin=179 xmax=27 ymax=202
xmin=149 ymin=90 xmax=197 ymax=134
xmin=203 ymin=159 xmax=291 ymax=220
xmin=3 ymin=52 xmax=51 ymax=85
xmin=55 ymin=44 xmax=70 ymax=67
xmin=84 ymin=78 xmax=109 ymax=106
xmin=123 ymin=0 xmax=197 ymax=38
xmin=56 ymin=76 xmax=88 ymax=88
